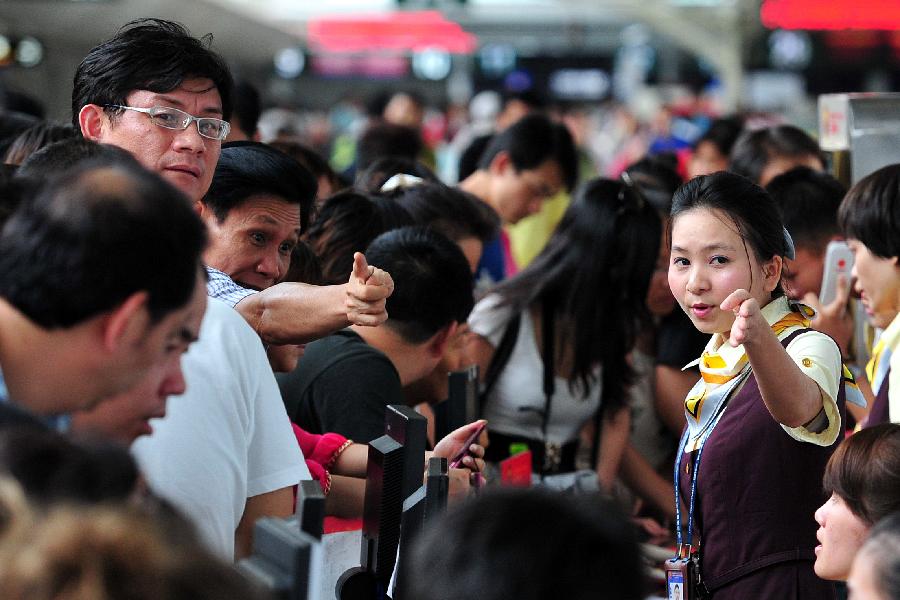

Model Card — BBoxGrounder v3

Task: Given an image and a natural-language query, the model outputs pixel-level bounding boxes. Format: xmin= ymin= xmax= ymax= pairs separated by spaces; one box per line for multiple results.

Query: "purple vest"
xmin=678 ymin=329 xmax=843 ymax=598
xmin=863 ymin=368 xmax=890 ymax=428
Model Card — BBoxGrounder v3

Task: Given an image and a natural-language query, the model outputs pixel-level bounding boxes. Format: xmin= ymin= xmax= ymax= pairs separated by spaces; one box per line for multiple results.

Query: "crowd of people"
xmin=0 ymin=16 xmax=898 ymax=600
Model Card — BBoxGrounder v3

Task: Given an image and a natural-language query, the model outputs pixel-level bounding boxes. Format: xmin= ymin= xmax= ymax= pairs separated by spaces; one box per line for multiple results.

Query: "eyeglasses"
xmin=105 ymin=105 xmax=231 ymax=141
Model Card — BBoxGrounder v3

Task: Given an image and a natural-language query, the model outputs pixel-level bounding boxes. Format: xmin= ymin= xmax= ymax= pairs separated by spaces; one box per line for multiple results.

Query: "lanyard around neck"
xmin=673 ymin=367 xmax=749 ymax=556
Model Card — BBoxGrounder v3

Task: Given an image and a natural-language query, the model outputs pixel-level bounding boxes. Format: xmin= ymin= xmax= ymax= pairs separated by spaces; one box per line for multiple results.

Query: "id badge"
xmin=664 ymin=558 xmax=689 ymax=600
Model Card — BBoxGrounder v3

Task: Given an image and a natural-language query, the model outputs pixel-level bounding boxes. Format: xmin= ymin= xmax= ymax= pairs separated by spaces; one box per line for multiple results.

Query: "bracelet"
xmin=326 ymin=439 xmax=355 ymax=470
xmin=323 ymin=471 xmax=333 ymax=496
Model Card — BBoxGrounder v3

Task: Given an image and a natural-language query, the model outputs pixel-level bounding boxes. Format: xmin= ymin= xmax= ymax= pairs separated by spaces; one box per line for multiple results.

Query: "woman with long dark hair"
xmin=465 ymin=176 xmax=661 ymax=486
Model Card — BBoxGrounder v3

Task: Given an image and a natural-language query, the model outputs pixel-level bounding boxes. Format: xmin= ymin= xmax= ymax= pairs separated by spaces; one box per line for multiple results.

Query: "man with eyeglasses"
xmin=68 ymin=19 xmax=389 ymax=559
xmin=74 ymin=19 xmax=393 ymax=345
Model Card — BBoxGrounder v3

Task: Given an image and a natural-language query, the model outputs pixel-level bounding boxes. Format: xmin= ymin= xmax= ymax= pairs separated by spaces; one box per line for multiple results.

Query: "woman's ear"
xmin=763 ymin=255 xmax=783 ymax=292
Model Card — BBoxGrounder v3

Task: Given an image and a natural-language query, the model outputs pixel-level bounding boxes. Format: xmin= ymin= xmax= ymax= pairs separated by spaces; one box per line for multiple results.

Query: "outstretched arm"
xmin=236 ymin=252 xmax=394 ymax=345
xmin=721 ymin=290 xmax=824 ymax=428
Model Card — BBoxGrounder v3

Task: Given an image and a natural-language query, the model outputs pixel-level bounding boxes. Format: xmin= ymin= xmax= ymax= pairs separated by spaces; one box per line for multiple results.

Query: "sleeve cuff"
xmin=781 ymin=387 xmax=841 ymax=447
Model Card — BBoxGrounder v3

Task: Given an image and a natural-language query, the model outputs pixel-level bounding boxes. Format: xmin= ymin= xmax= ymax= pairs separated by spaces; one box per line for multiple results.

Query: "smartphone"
xmin=448 ymin=422 xmax=486 ymax=469
xmin=819 ymin=241 xmax=854 ymax=305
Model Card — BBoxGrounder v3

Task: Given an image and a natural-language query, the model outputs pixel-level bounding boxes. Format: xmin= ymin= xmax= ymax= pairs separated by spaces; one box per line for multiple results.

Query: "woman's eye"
xmin=672 ymin=257 xmax=689 ymax=267
xmin=711 ymin=255 xmax=729 ymax=265
xmin=279 ymin=242 xmax=295 ymax=255
xmin=250 ymin=232 xmax=265 ymax=245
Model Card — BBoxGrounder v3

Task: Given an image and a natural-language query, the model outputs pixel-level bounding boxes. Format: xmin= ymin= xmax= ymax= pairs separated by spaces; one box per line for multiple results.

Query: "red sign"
xmin=761 ymin=0 xmax=900 ymax=30
xmin=307 ymin=11 xmax=477 ymax=54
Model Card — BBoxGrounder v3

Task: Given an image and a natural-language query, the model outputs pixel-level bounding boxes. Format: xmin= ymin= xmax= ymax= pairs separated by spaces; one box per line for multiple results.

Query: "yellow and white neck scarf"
xmin=682 ymin=299 xmax=863 ymax=451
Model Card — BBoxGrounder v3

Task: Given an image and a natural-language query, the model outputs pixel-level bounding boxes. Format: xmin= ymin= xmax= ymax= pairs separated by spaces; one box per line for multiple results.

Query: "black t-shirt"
xmin=655 ymin=309 xmax=708 ymax=369
xmin=276 ymin=329 xmax=403 ymax=443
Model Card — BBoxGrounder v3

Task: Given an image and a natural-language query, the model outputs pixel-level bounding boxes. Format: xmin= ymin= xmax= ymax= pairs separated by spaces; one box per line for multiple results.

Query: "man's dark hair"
xmin=838 ymin=163 xmax=900 ymax=260
xmin=0 ymin=428 xmax=139 ymax=506
xmin=501 ymin=90 xmax=547 ymax=113
xmin=862 ymin=511 xmax=900 ymax=600
xmin=399 ymin=488 xmax=645 ymax=600
xmin=4 ymin=121 xmax=76 ymax=166
xmin=0 ymin=160 xmax=207 ymax=328
xmin=477 ymin=113 xmax=578 ymax=192
xmin=203 ymin=141 xmax=317 ymax=233
xmin=390 ymin=182 xmax=500 ymax=244
xmin=729 ymin=125 xmax=824 ymax=185
xmin=767 ymin=166 xmax=846 ymax=252
xmin=268 ymin=140 xmax=342 ymax=197
xmin=364 ymin=227 xmax=473 ymax=344
xmin=16 ymin=137 xmax=139 ymax=182
xmin=356 ymin=123 xmax=423 ymax=173
xmin=695 ymin=116 xmax=743 ymax=156
xmin=231 ymin=80 xmax=261 ymax=138
xmin=72 ymin=18 xmax=233 ymax=127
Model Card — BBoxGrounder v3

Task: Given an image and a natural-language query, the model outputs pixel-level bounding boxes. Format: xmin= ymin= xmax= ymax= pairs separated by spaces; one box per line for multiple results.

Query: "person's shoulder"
xmin=303 ymin=330 xmax=392 ymax=373
xmin=199 ymin=298 xmax=260 ymax=345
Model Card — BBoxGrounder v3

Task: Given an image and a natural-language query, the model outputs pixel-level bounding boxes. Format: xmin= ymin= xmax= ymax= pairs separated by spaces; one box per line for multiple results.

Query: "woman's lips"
xmin=691 ymin=303 xmax=714 ymax=318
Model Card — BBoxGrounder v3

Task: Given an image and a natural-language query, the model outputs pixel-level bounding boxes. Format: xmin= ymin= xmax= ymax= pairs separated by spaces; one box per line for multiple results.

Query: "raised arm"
xmin=236 ymin=252 xmax=394 ymax=345
xmin=721 ymin=290 xmax=824 ymax=428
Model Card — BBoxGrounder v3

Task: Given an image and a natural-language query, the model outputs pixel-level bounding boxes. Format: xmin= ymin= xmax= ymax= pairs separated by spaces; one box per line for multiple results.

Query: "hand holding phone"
xmin=819 ymin=241 xmax=854 ymax=306
xmin=448 ymin=422 xmax=486 ymax=469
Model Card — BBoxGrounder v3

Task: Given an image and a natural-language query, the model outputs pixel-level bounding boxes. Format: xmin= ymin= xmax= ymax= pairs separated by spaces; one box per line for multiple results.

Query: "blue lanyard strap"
xmin=673 ymin=374 xmax=744 ymax=554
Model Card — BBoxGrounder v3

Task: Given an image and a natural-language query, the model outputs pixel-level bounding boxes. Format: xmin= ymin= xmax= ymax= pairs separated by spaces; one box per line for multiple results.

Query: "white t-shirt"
xmin=468 ymin=294 xmax=601 ymax=444
xmin=132 ymin=299 xmax=309 ymax=559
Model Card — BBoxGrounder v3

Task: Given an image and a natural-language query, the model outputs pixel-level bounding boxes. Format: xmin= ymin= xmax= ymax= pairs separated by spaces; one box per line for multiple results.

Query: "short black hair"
xmin=695 ymin=116 xmax=744 ymax=156
xmin=203 ymin=141 xmax=317 ymax=233
xmin=72 ymin=18 xmax=233 ymax=127
xmin=268 ymin=140 xmax=341 ymax=196
xmin=364 ymin=227 xmax=474 ymax=344
xmin=3 ymin=121 xmax=76 ymax=166
xmin=477 ymin=113 xmax=578 ymax=192
xmin=838 ymin=163 xmax=900 ymax=260
xmin=0 ymin=427 xmax=139 ymax=506
xmin=390 ymin=182 xmax=500 ymax=244
xmin=231 ymin=80 xmax=261 ymax=138
xmin=0 ymin=160 xmax=207 ymax=328
xmin=501 ymin=90 xmax=547 ymax=112
xmin=862 ymin=511 xmax=900 ymax=600
xmin=766 ymin=166 xmax=845 ymax=252
xmin=303 ymin=191 xmax=413 ymax=285
xmin=729 ymin=125 xmax=824 ymax=185
xmin=16 ymin=137 xmax=139 ymax=182
xmin=356 ymin=122 xmax=423 ymax=173
xmin=399 ymin=488 xmax=645 ymax=600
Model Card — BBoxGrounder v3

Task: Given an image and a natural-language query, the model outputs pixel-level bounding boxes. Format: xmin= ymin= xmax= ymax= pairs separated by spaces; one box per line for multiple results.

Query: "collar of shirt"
xmin=682 ymin=296 xmax=798 ymax=371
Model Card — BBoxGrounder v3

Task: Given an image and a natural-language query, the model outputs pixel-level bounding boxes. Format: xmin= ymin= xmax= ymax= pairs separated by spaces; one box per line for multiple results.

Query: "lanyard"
xmin=673 ymin=368 xmax=748 ymax=557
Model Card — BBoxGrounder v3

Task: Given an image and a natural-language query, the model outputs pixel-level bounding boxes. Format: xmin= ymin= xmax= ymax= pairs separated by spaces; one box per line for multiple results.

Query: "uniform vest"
xmin=679 ymin=329 xmax=844 ymax=598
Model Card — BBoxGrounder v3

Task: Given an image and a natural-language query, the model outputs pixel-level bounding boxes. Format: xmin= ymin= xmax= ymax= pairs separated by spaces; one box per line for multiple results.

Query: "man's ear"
xmin=78 ymin=104 xmax=106 ymax=141
xmin=488 ymin=150 xmax=512 ymax=176
xmin=426 ymin=321 xmax=459 ymax=358
xmin=195 ymin=200 xmax=211 ymax=219
xmin=101 ymin=291 xmax=150 ymax=352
